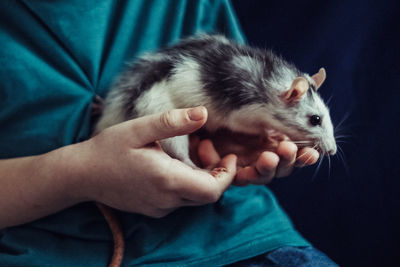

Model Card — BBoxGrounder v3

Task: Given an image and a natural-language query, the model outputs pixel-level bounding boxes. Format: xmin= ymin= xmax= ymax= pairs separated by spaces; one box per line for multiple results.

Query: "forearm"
xmin=0 ymin=143 xmax=89 ymax=229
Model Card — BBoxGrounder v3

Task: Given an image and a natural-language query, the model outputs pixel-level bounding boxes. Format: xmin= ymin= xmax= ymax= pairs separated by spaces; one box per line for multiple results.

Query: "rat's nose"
xmin=328 ymin=145 xmax=337 ymax=155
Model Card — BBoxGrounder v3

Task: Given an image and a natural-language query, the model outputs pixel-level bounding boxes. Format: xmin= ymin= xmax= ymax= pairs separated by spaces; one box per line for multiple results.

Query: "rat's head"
xmin=268 ymin=68 xmax=337 ymax=155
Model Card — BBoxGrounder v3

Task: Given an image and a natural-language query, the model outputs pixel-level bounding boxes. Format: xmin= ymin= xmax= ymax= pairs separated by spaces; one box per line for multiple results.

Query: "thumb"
xmin=129 ymin=106 xmax=208 ymax=147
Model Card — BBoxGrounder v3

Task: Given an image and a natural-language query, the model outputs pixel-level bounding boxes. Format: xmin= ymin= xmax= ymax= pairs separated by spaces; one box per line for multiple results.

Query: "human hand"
xmin=191 ymin=129 xmax=319 ymax=186
xmin=77 ymin=107 xmax=237 ymax=218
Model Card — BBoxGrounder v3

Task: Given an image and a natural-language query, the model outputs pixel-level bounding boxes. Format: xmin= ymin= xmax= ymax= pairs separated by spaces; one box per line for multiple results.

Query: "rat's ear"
xmin=282 ymin=77 xmax=309 ymax=104
xmin=311 ymin=68 xmax=326 ymax=89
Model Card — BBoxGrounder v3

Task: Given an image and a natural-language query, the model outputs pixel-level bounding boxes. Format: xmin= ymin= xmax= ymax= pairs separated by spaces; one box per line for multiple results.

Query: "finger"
xmin=235 ymin=151 xmax=279 ymax=185
xmin=197 ymin=139 xmax=221 ymax=169
xmin=211 ymin=153 xmax=237 ymax=184
xmin=295 ymin=147 xmax=319 ymax=166
xmin=174 ymin=154 xmax=237 ymax=205
xmin=128 ymin=106 xmax=208 ymax=147
xmin=254 ymin=151 xmax=279 ymax=183
xmin=275 ymin=141 xmax=297 ymax=178
xmin=234 ymin=166 xmax=258 ymax=186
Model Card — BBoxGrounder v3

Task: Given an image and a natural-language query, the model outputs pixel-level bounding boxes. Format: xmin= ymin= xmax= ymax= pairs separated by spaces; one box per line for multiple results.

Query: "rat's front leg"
xmin=159 ymin=135 xmax=197 ymax=168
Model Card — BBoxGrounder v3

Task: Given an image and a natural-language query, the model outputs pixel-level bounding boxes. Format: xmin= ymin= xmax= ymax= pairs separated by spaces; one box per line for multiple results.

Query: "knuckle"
xmin=261 ymin=170 xmax=275 ymax=181
xmin=156 ymin=173 xmax=169 ymax=189
xmin=148 ymin=209 xmax=169 ymax=219
xmin=160 ymin=110 xmax=180 ymax=130
xmin=276 ymin=167 xmax=293 ymax=178
xmin=201 ymin=188 xmax=221 ymax=203
xmin=156 ymin=170 xmax=177 ymax=192
xmin=255 ymin=166 xmax=275 ymax=183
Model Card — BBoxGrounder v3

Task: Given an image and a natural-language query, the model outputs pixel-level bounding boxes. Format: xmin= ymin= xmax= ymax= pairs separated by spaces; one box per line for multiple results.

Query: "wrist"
xmin=40 ymin=142 xmax=93 ymax=205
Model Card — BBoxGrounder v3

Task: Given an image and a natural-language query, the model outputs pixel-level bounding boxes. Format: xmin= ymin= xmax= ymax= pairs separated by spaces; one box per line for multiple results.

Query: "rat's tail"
xmin=96 ymin=202 xmax=125 ymax=267
xmin=90 ymin=96 xmax=124 ymax=266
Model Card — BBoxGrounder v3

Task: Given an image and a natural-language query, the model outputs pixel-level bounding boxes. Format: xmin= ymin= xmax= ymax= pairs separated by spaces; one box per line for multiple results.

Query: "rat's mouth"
xmin=319 ymin=141 xmax=337 ymax=155
xmin=291 ymin=138 xmax=336 ymax=156
xmin=265 ymin=129 xmax=331 ymax=155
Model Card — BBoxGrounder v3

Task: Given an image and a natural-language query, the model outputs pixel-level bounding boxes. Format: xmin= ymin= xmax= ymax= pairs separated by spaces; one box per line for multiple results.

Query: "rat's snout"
xmin=328 ymin=145 xmax=337 ymax=155
xmin=320 ymin=137 xmax=337 ymax=156
xmin=325 ymin=140 xmax=337 ymax=155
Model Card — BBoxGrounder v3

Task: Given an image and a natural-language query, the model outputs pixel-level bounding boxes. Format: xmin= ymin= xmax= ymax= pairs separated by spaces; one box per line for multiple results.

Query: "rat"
xmin=95 ymin=34 xmax=336 ymax=164
xmin=92 ymin=34 xmax=337 ymax=267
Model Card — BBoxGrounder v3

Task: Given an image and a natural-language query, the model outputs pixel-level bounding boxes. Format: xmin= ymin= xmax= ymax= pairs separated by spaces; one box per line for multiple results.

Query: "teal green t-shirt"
xmin=0 ymin=0 xmax=309 ymax=266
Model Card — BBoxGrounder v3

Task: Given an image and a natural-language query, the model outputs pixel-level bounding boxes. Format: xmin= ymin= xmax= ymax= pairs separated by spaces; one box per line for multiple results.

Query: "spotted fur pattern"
xmin=95 ymin=34 xmax=336 ymax=161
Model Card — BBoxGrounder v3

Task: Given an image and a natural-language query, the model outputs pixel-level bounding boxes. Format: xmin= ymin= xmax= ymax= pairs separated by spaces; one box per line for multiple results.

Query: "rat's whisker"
xmin=303 ymin=152 xmax=315 ymax=167
xmin=327 ymin=154 xmax=332 ymax=180
xmin=292 ymin=141 xmax=314 ymax=149
xmin=334 ymin=127 xmax=350 ymax=133
xmin=296 ymin=148 xmax=313 ymax=161
xmin=336 ymin=147 xmax=345 ymax=165
xmin=335 ymin=111 xmax=351 ymax=131
xmin=292 ymin=140 xmax=313 ymax=144
xmin=337 ymin=144 xmax=345 ymax=156
xmin=312 ymin=154 xmax=325 ymax=181
xmin=292 ymin=142 xmax=313 ymax=147
xmin=326 ymin=94 xmax=333 ymax=106
xmin=292 ymin=141 xmax=314 ymax=146
xmin=335 ymin=134 xmax=351 ymax=139
xmin=296 ymin=144 xmax=318 ymax=164
xmin=337 ymin=145 xmax=350 ymax=178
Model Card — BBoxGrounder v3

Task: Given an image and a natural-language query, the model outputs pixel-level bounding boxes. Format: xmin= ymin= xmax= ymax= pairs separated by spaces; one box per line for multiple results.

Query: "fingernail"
xmin=188 ymin=106 xmax=205 ymax=121
xmin=210 ymin=167 xmax=228 ymax=178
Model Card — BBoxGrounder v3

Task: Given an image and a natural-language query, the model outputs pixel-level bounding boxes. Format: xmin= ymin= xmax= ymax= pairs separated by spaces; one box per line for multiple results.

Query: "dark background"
xmin=232 ymin=0 xmax=400 ymax=266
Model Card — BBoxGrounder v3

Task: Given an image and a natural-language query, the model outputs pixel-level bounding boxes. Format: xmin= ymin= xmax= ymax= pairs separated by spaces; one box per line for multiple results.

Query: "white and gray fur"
xmin=95 ymin=34 xmax=337 ymax=167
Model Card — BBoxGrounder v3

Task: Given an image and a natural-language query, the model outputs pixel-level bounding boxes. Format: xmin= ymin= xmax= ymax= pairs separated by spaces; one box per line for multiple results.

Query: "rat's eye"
xmin=309 ymin=115 xmax=321 ymax=126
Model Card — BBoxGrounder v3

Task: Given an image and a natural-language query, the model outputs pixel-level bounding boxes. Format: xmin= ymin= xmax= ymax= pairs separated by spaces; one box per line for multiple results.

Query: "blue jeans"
xmin=227 ymin=246 xmax=338 ymax=267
